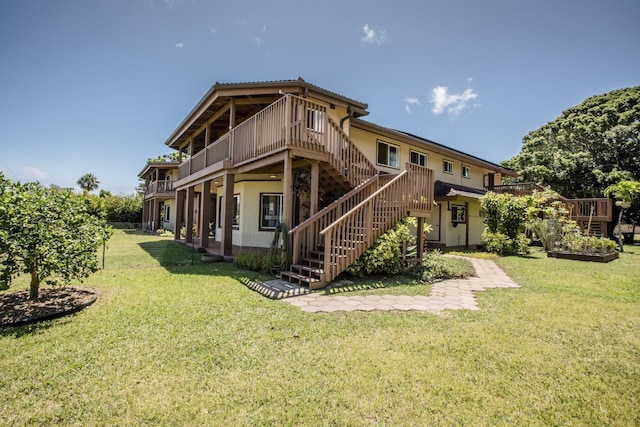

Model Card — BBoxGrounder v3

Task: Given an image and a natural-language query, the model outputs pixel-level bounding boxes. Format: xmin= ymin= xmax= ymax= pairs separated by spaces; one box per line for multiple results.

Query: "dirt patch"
xmin=0 ymin=287 xmax=97 ymax=327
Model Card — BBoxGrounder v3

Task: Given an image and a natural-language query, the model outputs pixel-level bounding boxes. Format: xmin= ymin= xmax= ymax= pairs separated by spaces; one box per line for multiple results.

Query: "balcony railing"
xmin=145 ymin=181 xmax=175 ymax=195
xmin=177 ymin=94 xmax=377 ymax=185
xmin=564 ymin=198 xmax=612 ymax=222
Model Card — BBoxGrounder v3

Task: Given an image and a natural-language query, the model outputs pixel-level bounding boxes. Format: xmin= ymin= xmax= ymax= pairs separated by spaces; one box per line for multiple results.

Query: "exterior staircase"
xmin=282 ymin=108 xmax=434 ymax=289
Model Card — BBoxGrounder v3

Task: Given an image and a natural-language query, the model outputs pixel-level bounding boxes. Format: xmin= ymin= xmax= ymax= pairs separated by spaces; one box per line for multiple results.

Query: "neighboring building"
xmin=149 ymin=78 xmax=518 ymax=288
xmin=139 ymin=161 xmax=179 ymax=232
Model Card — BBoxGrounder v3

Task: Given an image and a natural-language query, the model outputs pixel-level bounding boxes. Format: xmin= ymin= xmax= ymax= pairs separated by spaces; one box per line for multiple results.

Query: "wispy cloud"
xmin=361 ymin=24 xmax=389 ymax=45
xmin=175 ymin=42 xmax=184 ymax=48
xmin=208 ymin=26 xmax=217 ymax=34
xmin=403 ymin=96 xmax=420 ymax=114
xmin=22 ymin=166 xmax=49 ymax=181
xmin=430 ymin=86 xmax=479 ymax=115
xmin=253 ymin=37 xmax=264 ymax=45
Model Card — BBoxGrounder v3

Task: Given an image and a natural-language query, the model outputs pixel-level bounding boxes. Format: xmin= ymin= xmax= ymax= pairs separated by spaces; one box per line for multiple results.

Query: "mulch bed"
xmin=0 ymin=287 xmax=97 ymax=327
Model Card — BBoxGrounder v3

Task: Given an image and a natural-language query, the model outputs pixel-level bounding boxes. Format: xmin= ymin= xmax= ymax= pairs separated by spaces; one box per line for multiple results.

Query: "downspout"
xmin=339 ymin=106 xmax=353 ymax=130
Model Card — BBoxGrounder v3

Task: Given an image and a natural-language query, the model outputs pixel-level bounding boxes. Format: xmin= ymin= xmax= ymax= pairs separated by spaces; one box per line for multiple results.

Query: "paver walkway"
xmin=283 ymin=257 xmax=519 ymax=313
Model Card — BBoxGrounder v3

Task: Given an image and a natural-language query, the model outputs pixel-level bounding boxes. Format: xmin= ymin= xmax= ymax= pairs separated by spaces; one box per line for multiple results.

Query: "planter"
xmin=547 ymin=251 xmax=619 ymax=263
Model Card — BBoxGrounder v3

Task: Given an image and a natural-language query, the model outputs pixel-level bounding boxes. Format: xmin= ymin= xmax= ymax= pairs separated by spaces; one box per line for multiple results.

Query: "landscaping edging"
xmin=547 ymin=251 xmax=619 ymax=263
xmin=0 ymin=287 xmax=98 ymax=327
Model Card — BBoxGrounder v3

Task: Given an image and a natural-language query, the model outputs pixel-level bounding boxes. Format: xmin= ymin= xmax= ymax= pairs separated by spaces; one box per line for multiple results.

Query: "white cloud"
xmin=254 ymin=37 xmax=264 ymax=45
xmin=22 ymin=166 xmax=49 ymax=180
xmin=209 ymin=26 xmax=217 ymax=34
xmin=430 ymin=86 xmax=479 ymax=115
xmin=403 ymin=96 xmax=420 ymax=114
xmin=361 ymin=24 xmax=389 ymax=45
xmin=175 ymin=42 xmax=184 ymax=48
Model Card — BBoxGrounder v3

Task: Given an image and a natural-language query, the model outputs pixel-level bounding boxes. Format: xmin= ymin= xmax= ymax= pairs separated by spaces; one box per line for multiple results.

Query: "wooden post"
xmin=200 ymin=180 xmax=211 ymax=248
xmin=174 ymin=190 xmax=184 ymax=240
xmin=464 ymin=201 xmax=469 ymax=250
xmin=153 ymin=198 xmax=161 ymax=231
xmin=186 ymin=186 xmax=195 ymax=244
xmin=284 ymin=95 xmax=291 ymax=145
xmin=229 ymin=99 xmax=236 ymax=130
xmin=310 ymin=161 xmax=319 ymax=216
xmin=282 ymin=153 xmax=293 ymax=230
xmin=221 ymin=173 xmax=235 ymax=256
xmin=417 ymin=217 xmax=425 ymax=261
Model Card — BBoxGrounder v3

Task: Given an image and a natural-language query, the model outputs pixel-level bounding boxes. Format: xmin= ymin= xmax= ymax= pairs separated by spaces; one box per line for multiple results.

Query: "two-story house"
xmin=139 ymin=161 xmax=179 ymax=232
xmin=152 ymin=78 xmax=516 ymax=288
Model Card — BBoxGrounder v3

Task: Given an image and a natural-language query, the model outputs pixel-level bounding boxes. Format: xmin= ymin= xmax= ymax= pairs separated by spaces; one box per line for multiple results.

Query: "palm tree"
xmin=77 ymin=173 xmax=100 ymax=194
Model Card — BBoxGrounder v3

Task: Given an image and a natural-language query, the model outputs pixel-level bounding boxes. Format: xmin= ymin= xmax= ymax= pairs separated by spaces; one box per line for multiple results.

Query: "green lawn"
xmin=1 ymin=230 xmax=638 ymax=425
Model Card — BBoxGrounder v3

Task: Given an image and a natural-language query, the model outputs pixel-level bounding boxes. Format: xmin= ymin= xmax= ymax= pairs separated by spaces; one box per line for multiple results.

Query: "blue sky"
xmin=1 ymin=0 xmax=638 ymax=194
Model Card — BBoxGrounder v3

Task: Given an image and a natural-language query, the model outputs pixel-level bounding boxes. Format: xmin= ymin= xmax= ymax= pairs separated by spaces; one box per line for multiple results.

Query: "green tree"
xmin=503 ymin=87 xmax=640 ymax=198
xmin=604 ymin=180 xmax=640 ymax=252
xmin=0 ymin=173 xmax=112 ymax=300
xmin=480 ymin=192 xmax=533 ymax=255
xmin=147 ymin=152 xmax=181 ymax=163
xmin=77 ymin=173 xmax=100 ymax=194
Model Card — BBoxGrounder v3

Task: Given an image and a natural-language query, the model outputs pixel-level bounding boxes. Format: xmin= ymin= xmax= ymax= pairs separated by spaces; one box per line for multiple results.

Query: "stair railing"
xmin=289 ymin=174 xmax=382 ymax=265
xmin=320 ymin=163 xmax=433 ymax=283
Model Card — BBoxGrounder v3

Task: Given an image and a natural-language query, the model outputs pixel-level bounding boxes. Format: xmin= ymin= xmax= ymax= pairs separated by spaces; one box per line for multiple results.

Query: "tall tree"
xmin=77 ymin=173 xmax=100 ymax=193
xmin=503 ymin=87 xmax=640 ymax=198
xmin=0 ymin=173 xmax=112 ymax=300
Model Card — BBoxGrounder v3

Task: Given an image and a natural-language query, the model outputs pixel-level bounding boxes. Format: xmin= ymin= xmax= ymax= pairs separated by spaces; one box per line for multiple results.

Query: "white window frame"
xmin=164 ymin=205 xmax=170 ymax=222
xmin=259 ymin=193 xmax=283 ymax=230
xmin=443 ymin=159 xmax=454 ymax=174
xmin=452 ymin=204 xmax=466 ymax=223
xmin=462 ymin=165 xmax=471 ymax=179
xmin=377 ymin=140 xmax=400 ymax=169
xmin=410 ymin=150 xmax=428 ymax=167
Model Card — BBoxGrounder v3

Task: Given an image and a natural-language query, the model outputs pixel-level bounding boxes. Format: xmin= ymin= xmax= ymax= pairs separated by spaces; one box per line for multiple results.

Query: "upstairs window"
xmin=462 ymin=166 xmax=471 ymax=178
xmin=377 ymin=140 xmax=400 ymax=169
xmin=410 ymin=150 xmax=428 ymax=167
xmin=443 ymin=160 xmax=454 ymax=174
xmin=306 ymin=109 xmax=325 ymax=133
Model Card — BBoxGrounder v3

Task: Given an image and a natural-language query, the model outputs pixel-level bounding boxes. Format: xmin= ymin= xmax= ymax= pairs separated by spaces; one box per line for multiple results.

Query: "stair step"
xmin=291 ymin=264 xmax=324 ymax=276
xmin=280 ymin=271 xmax=322 ymax=286
xmin=301 ymin=257 xmax=325 ymax=266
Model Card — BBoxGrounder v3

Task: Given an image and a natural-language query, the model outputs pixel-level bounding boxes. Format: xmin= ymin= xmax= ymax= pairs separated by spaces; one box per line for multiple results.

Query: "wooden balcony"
xmin=176 ymin=94 xmax=376 ymax=188
xmin=488 ymin=183 xmax=548 ymax=197
xmin=564 ymin=198 xmax=613 ymax=222
xmin=144 ymin=181 xmax=175 ymax=199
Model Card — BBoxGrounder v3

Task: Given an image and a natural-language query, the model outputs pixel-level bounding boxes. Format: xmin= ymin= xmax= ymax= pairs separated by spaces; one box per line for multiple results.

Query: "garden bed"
xmin=547 ymin=251 xmax=619 ymax=263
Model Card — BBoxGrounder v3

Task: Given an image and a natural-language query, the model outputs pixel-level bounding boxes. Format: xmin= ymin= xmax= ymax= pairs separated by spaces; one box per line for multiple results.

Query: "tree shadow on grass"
xmin=138 ymin=240 xmax=202 ymax=269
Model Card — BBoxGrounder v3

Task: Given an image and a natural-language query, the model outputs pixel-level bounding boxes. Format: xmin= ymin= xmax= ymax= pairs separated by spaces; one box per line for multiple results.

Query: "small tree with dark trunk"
xmin=0 ymin=173 xmax=112 ymax=300
xmin=604 ymin=180 xmax=640 ymax=252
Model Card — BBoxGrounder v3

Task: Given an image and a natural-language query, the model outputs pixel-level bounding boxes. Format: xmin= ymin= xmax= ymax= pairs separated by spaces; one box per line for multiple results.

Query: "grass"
xmin=1 ymin=230 xmax=639 ymax=425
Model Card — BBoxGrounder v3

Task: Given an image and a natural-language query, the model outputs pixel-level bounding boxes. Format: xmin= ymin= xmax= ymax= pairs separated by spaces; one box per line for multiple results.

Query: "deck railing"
xmin=565 ymin=198 xmax=612 ymax=222
xmin=489 ymin=183 xmax=549 ymax=197
xmin=320 ymin=163 xmax=433 ymax=284
xmin=145 ymin=181 xmax=175 ymax=195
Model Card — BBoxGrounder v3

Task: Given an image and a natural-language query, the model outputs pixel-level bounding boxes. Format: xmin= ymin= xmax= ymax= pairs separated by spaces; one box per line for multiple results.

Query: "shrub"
xmin=481 ymin=192 xmax=532 ymax=255
xmin=234 ymin=252 xmax=268 ymax=272
xmin=345 ymin=219 xmax=412 ymax=277
xmin=420 ymin=250 xmax=475 ymax=283
xmin=560 ymin=233 xmax=617 ymax=254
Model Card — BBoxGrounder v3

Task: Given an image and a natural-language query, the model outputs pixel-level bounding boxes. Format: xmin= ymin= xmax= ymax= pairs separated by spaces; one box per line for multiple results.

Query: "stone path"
xmin=283 ymin=257 xmax=519 ymax=313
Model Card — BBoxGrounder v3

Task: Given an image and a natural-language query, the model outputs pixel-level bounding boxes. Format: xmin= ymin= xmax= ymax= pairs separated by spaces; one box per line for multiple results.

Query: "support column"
xmin=186 ymin=186 xmax=195 ymax=244
xmin=417 ymin=217 xmax=425 ymax=261
xmin=174 ymin=190 xmax=184 ymax=240
xmin=282 ymin=152 xmax=293 ymax=230
xmin=153 ymin=198 xmax=161 ymax=231
xmin=142 ymin=201 xmax=148 ymax=230
xmin=221 ymin=173 xmax=235 ymax=256
xmin=464 ymin=201 xmax=469 ymax=250
xmin=310 ymin=161 xmax=319 ymax=216
xmin=200 ymin=180 xmax=211 ymax=248
xmin=229 ymin=99 xmax=236 ymax=130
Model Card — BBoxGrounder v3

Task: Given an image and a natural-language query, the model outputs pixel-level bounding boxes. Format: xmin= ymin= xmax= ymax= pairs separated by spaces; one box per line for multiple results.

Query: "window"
xmin=410 ymin=150 xmax=428 ymax=167
xmin=377 ymin=140 xmax=400 ymax=168
xmin=452 ymin=204 xmax=466 ymax=223
xmin=218 ymin=194 xmax=240 ymax=229
xmin=260 ymin=193 xmax=283 ymax=230
xmin=306 ymin=109 xmax=325 ymax=133
xmin=462 ymin=166 xmax=471 ymax=178
xmin=164 ymin=205 xmax=170 ymax=222
xmin=443 ymin=160 xmax=454 ymax=174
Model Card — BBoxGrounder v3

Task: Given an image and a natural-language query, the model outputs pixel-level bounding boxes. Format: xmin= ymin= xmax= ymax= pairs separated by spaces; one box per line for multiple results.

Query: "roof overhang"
xmin=138 ymin=162 xmax=180 ymax=178
xmin=434 ymin=180 xmax=486 ymax=200
xmin=164 ymin=78 xmax=369 ymax=150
